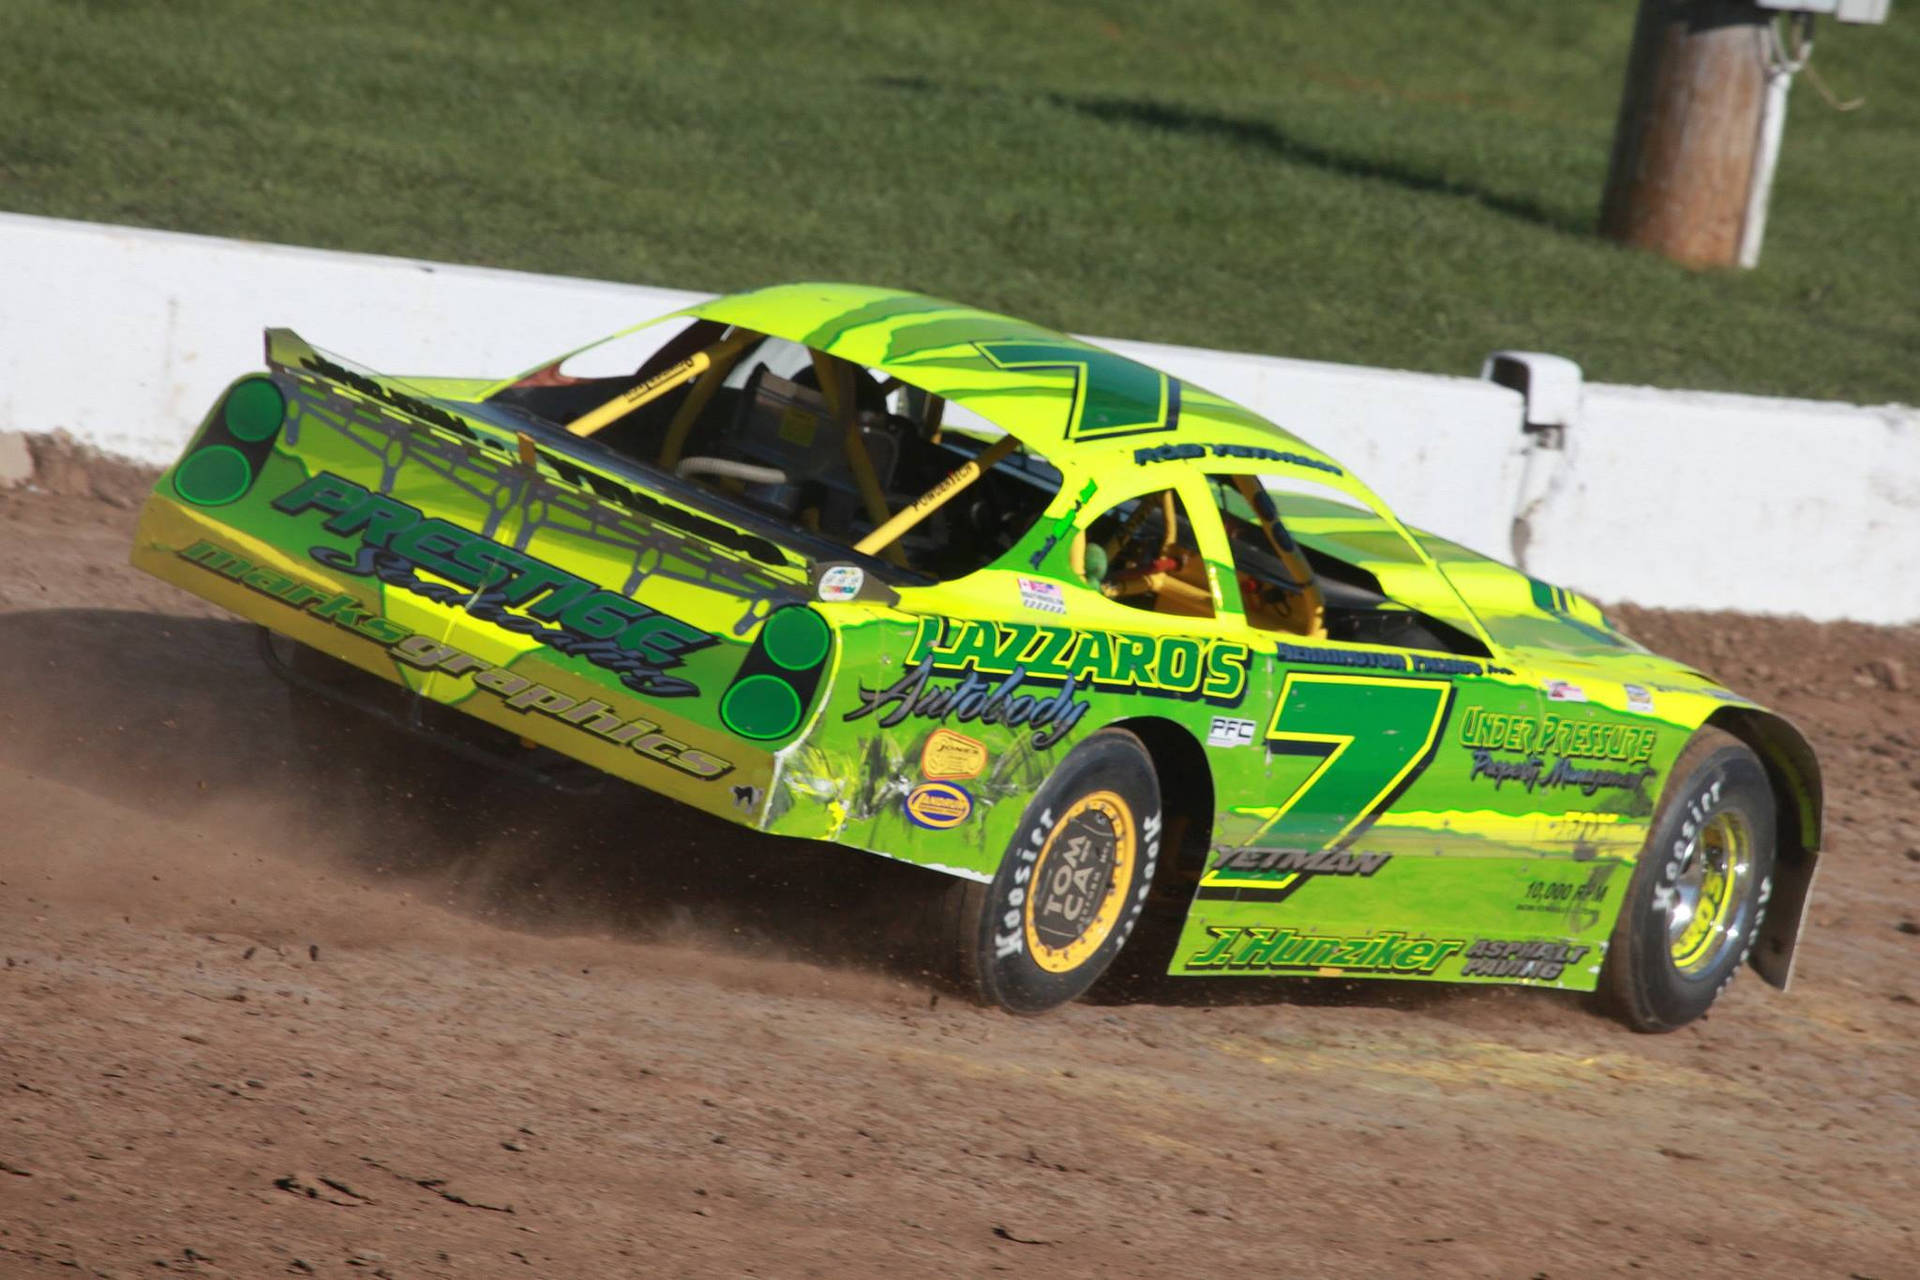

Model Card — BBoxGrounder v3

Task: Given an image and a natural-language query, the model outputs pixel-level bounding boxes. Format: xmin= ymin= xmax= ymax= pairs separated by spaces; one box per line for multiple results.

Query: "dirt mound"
xmin=2 ymin=461 xmax=1914 ymax=1279
xmin=5 ymin=430 xmax=157 ymax=510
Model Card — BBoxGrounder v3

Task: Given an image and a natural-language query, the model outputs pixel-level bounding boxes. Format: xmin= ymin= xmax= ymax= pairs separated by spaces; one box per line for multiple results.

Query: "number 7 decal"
xmin=976 ymin=340 xmax=1179 ymax=442
xmin=1203 ymin=673 xmax=1453 ymax=895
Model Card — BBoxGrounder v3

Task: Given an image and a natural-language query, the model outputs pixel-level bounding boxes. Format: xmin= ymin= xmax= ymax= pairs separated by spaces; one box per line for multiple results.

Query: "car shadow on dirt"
xmin=0 ymin=606 xmax=1610 ymax=1024
xmin=0 ymin=608 xmax=962 ymax=979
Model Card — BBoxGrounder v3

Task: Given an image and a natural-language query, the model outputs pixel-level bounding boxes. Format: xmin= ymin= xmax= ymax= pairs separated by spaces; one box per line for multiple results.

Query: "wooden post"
xmin=1600 ymin=1 xmax=1771 ymax=268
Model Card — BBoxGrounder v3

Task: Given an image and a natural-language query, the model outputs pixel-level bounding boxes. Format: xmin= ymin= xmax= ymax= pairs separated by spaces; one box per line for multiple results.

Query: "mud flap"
xmin=1751 ymin=845 xmax=1817 ymax=991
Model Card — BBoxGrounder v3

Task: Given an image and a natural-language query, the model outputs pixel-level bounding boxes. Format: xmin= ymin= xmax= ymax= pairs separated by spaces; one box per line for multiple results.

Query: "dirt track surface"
xmin=3 ymin=442 xmax=1916 ymax=1279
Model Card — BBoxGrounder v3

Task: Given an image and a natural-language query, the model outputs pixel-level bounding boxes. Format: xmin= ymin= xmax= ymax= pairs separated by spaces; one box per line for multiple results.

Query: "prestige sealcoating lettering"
xmin=271 ymin=472 xmax=715 ymax=698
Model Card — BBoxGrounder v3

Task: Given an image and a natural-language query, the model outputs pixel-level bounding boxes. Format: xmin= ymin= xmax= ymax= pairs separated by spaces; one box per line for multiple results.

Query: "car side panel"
xmin=1168 ymin=652 xmax=1686 ymax=992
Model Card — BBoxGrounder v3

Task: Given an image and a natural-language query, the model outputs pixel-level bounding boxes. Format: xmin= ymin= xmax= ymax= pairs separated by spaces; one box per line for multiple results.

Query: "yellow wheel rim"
xmin=1667 ymin=809 xmax=1752 ymax=974
xmin=1024 ymin=790 xmax=1136 ymax=975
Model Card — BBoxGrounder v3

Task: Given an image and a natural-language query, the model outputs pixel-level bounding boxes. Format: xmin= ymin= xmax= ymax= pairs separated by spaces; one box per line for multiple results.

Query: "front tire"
xmin=1600 ymin=728 xmax=1776 ymax=1032
xmin=954 ymin=729 xmax=1162 ymax=1014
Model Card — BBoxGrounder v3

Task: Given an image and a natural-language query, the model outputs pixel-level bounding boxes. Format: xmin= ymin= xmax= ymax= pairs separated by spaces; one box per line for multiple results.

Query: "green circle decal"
xmin=173 ymin=446 xmax=254 ymax=506
xmin=720 ymin=675 xmax=804 ymax=740
xmin=760 ymin=608 xmax=830 ymax=672
xmin=222 ymin=379 xmax=285 ymax=442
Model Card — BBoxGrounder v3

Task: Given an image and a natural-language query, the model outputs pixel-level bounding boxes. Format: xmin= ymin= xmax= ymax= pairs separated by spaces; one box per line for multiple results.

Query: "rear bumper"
xmin=131 ymin=493 xmax=778 ymax=826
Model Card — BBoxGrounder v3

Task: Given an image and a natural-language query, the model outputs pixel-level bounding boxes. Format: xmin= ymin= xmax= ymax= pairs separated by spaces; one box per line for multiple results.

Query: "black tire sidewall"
xmin=280 ymin=639 xmax=476 ymax=819
xmin=1608 ymin=736 xmax=1776 ymax=1030
xmin=972 ymin=729 xmax=1162 ymax=1014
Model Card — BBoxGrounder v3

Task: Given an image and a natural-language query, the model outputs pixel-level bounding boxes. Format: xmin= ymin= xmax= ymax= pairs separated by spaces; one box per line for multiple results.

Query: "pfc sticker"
xmin=1624 ymin=683 xmax=1654 ymax=714
xmin=818 ymin=564 xmax=864 ymax=602
xmin=1016 ymin=575 xmax=1066 ymax=615
xmin=905 ymin=781 xmax=973 ymax=830
xmin=1206 ymin=715 xmax=1257 ymax=748
xmin=920 ymin=727 xmax=988 ymax=781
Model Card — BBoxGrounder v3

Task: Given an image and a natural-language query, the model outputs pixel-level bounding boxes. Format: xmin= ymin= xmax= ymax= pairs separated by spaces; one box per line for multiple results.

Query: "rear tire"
xmin=273 ymin=636 xmax=416 ymax=792
xmin=265 ymin=632 xmax=479 ymax=829
xmin=1600 ymin=728 xmax=1775 ymax=1032
xmin=954 ymin=729 xmax=1162 ymax=1014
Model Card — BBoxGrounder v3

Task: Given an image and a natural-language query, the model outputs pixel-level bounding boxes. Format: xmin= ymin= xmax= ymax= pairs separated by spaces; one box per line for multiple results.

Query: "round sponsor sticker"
xmin=905 ymin=781 xmax=974 ymax=830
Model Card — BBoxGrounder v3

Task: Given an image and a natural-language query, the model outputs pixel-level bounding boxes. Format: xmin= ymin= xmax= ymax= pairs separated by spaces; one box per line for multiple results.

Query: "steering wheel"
xmin=1102 ymin=490 xmax=1177 ymax=569
xmin=1223 ymin=477 xmax=1326 ymax=637
xmin=1225 ymin=519 xmax=1306 ymax=596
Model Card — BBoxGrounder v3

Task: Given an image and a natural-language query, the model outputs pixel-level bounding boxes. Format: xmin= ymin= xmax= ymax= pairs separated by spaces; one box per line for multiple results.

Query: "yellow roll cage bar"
xmin=564 ymin=329 xmax=1022 ymax=567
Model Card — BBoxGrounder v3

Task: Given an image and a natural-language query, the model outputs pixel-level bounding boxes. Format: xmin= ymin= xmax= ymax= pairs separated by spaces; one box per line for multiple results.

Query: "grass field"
xmin=4 ymin=0 xmax=1915 ymax=402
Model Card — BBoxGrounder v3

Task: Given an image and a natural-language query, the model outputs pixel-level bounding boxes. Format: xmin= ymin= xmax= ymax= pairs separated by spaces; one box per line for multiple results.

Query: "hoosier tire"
xmin=272 ymin=635 xmax=415 ymax=788
xmin=265 ymin=632 xmax=477 ymax=822
xmin=1600 ymin=727 xmax=1776 ymax=1032
xmin=953 ymin=729 xmax=1162 ymax=1014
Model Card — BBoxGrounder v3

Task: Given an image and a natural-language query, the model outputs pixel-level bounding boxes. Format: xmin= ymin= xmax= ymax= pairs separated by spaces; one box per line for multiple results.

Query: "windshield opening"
xmin=1207 ymin=473 xmax=1491 ymax=658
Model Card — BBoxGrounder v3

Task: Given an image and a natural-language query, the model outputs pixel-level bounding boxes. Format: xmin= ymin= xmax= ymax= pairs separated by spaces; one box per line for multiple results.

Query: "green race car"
xmin=131 ymin=283 xmax=1821 ymax=1028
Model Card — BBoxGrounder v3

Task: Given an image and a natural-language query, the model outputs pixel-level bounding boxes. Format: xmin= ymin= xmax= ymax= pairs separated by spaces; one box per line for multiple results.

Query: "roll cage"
xmin=486 ymin=313 xmax=1500 ymax=660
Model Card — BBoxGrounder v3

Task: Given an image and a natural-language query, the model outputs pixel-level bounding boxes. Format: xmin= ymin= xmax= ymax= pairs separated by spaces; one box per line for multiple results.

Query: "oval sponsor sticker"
xmin=905 ymin=781 xmax=973 ymax=830
xmin=818 ymin=564 xmax=864 ymax=602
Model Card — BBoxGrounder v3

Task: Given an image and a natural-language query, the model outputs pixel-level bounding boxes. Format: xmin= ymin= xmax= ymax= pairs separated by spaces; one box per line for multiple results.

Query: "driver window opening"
xmin=1077 ymin=489 xmax=1214 ymax=620
xmin=483 ymin=320 xmax=1061 ymax=583
xmin=1208 ymin=472 xmax=1490 ymax=658
xmin=1206 ymin=472 xmax=1326 ymax=638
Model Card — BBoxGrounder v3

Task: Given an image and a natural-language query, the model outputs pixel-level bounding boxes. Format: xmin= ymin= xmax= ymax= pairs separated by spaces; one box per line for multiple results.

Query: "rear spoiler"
xmin=261 ymin=329 xmax=900 ymax=587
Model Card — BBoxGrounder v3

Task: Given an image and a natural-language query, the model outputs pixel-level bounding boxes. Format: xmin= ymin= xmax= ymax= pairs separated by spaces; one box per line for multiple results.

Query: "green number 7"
xmin=977 ymin=340 xmax=1176 ymax=442
xmin=1206 ymin=673 xmax=1453 ymax=891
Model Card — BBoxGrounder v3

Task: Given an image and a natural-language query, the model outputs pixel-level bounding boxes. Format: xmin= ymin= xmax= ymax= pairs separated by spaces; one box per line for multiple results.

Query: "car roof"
xmin=684 ymin=282 xmax=1352 ymax=484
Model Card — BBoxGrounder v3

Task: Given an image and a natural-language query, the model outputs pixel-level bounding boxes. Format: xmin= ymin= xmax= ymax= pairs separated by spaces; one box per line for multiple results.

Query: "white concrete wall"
xmin=0 ymin=213 xmax=707 ymax=465
xmin=2 ymin=212 xmax=1914 ymax=622
xmin=1520 ymin=384 xmax=1919 ymax=622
